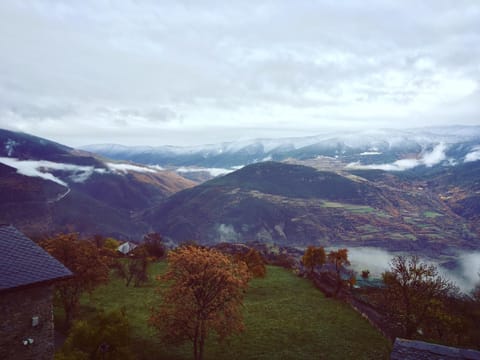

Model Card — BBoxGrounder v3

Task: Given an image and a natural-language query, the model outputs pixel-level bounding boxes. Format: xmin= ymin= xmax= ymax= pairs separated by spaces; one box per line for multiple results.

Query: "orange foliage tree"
xmin=41 ymin=233 xmax=109 ymax=327
xmin=327 ymin=248 xmax=350 ymax=296
xmin=150 ymin=246 xmax=250 ymax=360
xmin=236 ymin=248 xmax=266 ymax=278
xmin=302 ymin=246 xmax=326 ymax=274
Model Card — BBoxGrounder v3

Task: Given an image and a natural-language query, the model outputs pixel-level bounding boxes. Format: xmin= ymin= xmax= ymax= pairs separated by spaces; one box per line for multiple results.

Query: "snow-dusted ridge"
xmin=83 ymin=126 xmax=480 ymax=153
xmin=81 ymin=126 xmax=480 ymax=170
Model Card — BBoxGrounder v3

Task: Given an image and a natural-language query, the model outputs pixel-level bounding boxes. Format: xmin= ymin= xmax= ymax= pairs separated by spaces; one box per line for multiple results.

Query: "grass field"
xmin=320 ymin=201 xmax=391 ymax=218
xmin=68 ymin=263 xmax=390 ymax=359
xmin=423 ymin=211 xmax=443 ymax=218
xmin=321 ymin=201 xmax=375 ymax=213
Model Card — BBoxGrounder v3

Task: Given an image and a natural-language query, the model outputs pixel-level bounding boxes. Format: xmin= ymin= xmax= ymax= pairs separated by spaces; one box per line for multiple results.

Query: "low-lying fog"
xmin=342 ymin=247 xmax=480 ymax=293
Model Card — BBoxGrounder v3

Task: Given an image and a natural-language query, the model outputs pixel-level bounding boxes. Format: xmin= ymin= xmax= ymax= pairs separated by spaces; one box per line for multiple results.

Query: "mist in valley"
xmin=345 ymin=247 xmax=480 ymax=293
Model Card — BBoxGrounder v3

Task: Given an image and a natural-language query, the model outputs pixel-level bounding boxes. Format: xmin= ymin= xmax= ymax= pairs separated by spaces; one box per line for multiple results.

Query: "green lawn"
xmin=71 ymin=263 xmax=390 ymax=360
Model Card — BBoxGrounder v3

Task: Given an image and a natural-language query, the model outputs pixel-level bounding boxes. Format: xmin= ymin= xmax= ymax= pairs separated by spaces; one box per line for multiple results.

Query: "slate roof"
xmin=391 ymin=338 xmax=480 ymax=360
xmin=0 ymin=224 xmax=72 ymax=292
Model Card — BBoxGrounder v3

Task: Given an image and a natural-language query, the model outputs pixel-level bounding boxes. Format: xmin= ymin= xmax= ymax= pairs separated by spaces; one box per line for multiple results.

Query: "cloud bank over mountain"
xmin=0 ymin=157 xmax=164 ymax=187
xmin=347 ymin=143 xmax=449 ymax=171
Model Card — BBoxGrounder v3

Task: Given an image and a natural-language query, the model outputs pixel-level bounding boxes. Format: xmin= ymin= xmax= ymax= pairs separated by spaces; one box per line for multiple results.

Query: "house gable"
xmin=0 ymin=225 xmax=73 ymax=360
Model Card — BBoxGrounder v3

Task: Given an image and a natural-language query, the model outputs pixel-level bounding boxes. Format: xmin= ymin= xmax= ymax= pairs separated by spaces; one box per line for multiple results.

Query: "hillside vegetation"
xmin=2 ymin=128 xmax=479 ymax=259
xmin=71 ymin=263 xmax=390 ymax=360
xmin=0 ymin=129 xmax=196 ymax=238
xmin=145 ymin=161 xmax=480 ymax=259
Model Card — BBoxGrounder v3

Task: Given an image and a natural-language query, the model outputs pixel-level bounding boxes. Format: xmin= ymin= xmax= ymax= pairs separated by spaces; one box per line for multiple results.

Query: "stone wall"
xmin=307 ymin=271 xmax=400 ymax=341
xmin=0 ymin=284 xmax=55 ymax=360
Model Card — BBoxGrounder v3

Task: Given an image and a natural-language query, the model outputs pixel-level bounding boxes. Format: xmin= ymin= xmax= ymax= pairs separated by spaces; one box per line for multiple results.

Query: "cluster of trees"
xmin=42 ymin=231 xmax=480 ymax=358
xmin=300 ymin=245 xmax=480 ymax=348
xmin=112 ymin=233 xmax=166 ymax=288
xmin=380 ymin=256 xmax=480 ymax=347
xmin=41 ymin=232 xmax=166 ymax=328
xmin=41 ymin=233 xmax=110 ymax=327
xmin=381 ymin=255 xmax=459 ymax=338
xmin=113 ymin=246 xmax=150 ymax=287
xmin=42 ymin=232 xmax=265 ymax=360
xmin=302 ymin=246 xmax=326 ymax=274
xmin=234 ymin=248 xmax=267 ymax=278
xmin=302 ymin=246 xmax=354 ymax=296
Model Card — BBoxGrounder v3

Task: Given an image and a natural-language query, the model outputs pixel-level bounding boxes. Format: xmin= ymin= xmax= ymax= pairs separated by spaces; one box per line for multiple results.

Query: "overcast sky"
xmin=0 ymin=1 xmax=479 ymax=147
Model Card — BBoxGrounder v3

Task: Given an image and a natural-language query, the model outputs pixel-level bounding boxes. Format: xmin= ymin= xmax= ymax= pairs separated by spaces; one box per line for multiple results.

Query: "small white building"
xmin=117 ymin=241 xmax=138 ymax=255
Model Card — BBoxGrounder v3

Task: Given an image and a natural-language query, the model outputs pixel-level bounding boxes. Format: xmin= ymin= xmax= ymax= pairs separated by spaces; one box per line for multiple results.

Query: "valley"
xmin=1 ymin=127 xmax=479 ymax=268
xmin=3 ymin=5 xmax=480 ymax=358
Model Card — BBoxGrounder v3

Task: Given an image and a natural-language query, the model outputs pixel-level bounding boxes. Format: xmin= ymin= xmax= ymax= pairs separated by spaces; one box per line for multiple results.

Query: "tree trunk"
xmin=65 ymin=308 xmax=72 ymax=329
xmin=193 ymin=338 xmax=198 ymax=360
xmin=405 ymin=318 xmax=418 ymax=338
xmin=63 ymin=294 xmax=76 ymax=329
xmin=193 ymin=323 xmax=200 ymax=360
xmin=126 ymin=274 xmax=133 ymax=287
xmin=198 ymin=321 xmax=206 ymax=360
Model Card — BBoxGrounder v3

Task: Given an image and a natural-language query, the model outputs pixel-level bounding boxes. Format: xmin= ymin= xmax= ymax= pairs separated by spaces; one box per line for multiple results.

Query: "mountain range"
xmin=1 ymin=127 xmax=479 ymax=266
xmin=0 ymin=129 xmax=195 ymax=238
xmin=82 ymin=126 xmax=480 ymax=173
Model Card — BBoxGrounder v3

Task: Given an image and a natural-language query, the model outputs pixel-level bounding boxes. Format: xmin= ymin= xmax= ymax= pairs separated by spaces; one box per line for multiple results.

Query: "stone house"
xmin=0 ymin=225 xmax=72 ymax=360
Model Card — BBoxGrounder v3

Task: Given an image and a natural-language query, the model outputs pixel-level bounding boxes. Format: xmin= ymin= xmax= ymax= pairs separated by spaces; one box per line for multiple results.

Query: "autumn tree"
xmin=302 ymin=246 xmax=326 ymax=274
xmin=41 ymin=233 xmax=109 ymax=327
xmin=235 ymin=248 xmax=266 ymax=278
xmin=150 ymin=246 xmax=250 ymax=360
xmin=269 ymin=253 xmax=296 ymax=269
xmin=114 ymin=245 xmax=150 ymax=287
xmin=327 ymin=248 xmax=350 ymax=296
xmin=382 ymin=255 xmax=458 ymax=338
xmin=92 ymin=234 xmax=105 ymax=248
xmin=143 ymin=232 xmax=166 ymax=259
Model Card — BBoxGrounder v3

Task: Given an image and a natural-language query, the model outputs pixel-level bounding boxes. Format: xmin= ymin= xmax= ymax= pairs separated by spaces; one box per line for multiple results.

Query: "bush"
xmin=56 ymin=309 xmax=134 ymax=360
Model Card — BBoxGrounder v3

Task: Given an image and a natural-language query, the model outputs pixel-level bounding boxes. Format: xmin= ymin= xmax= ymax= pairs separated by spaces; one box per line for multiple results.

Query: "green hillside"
xmin=146 ymin=161 xmax=480 ymax=257
xmin=69 ymin=263 xmax=390 ymax=359
xmin=207 ymin=161 xmax=382 ymax=203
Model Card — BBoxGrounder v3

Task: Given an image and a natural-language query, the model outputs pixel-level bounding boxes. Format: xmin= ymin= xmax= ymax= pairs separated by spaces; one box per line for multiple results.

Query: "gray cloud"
xmin=0 ymin=1 xmax=479 ymax=146
xmin=347 ymin=143 xmax=449 ymax=171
